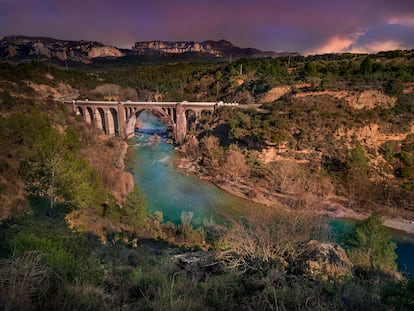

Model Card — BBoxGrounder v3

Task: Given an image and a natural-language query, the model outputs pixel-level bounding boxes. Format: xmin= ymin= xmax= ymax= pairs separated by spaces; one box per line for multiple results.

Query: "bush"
xmin=122 ymin=185 xmax=147 ymax=229
xmin=0 ymin=90 xmax=15 ymax=110
xmin=0 ymin=253 xmax=59 ymax=311
xmin=13 ymin=233 xmax=77 ymax=280
xmin=345 ymin=214 xmax=397 ymax=274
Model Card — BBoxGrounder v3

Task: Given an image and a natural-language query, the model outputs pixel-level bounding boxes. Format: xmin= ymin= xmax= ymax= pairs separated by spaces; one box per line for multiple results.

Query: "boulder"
xmin=294 ymin=240 xmax=353 ymax=280
xmin=172 ymin=252 xmax=224 ymax=280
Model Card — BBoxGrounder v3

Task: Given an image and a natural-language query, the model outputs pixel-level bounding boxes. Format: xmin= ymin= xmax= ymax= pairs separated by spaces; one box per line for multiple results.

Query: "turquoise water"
xmin=130 ymin=112 xmax=256 ymax=225
xmin=130 ymin=112 xmax=414 ymax=276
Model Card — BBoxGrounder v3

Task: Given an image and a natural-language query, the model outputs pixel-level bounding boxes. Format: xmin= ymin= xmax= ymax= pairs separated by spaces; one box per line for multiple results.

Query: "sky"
xmin=1 ymin=0 xmax=414 ymax=55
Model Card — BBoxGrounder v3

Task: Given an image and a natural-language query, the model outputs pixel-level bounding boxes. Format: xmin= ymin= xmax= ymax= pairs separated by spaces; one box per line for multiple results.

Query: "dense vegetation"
xmin=1 ymin=50 xmax=414 ymax=309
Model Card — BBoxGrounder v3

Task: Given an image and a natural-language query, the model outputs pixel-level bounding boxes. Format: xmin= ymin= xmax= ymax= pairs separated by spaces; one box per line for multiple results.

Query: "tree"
xmin=359 ymin=56 xmax=373 ymax=75
xmin=29 ymin=130 xmax=66 ymax=215
xmin=120 ymin=87 xmax=138 ymax=101
xmin=21 ymin=122 xmax=109 ymax=214
xmin=344 ymin=144 xmax=373 ymax=208
xmin=345 ymin=213 xmax=397 ymax=273
xmin=223 ymin=146 xmax=250 ymax=182
xmin=200 ymin=136 xmax=223 ymax=169
xmin=122 ymin=185 xmax=147 ymax=228
xmin=0 ymin=90 xmax=15 ymax=110
xmin=303 ymin=62 xmax=317 ymax=77
xmin=348 ymin=144 xmax=369 ymax=173
xmin=384 ymin=79 xmax=404 ymax=97
xmin=57 ymin=155 xmax=108 ymax=211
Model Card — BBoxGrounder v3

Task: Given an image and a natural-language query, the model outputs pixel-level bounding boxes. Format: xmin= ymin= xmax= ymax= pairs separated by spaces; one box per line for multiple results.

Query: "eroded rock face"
xmin=25 ymin=81 xmax=76 ymax=99
xmin=7 ymin=45 xmax=17 ymax=57
xmin=32 ymin=42 xmax=52 ymax=58
xmin=294 ymin=240 xmax=353 ymax=280
xmin=334 ymin=123 xmax=414 ymax=149
xmin=111 ymin=170 xmax=134 ymax=204
xmin=0 ymin=35 xmax=123 ymax=63
xmin=26 ymin=81 xmax=75 ymax=98
xmin=294 ymin=90 xmax=396 ymax=110
xmin=261 ymin=85 xmax=291 ymax=103
xmin=132 ymin=39 xmax=295 ymax=58
xmin=88 ymin=46 xmax=123 ymax=58
xmin=134 ymin=41 xmax=219 ymax=55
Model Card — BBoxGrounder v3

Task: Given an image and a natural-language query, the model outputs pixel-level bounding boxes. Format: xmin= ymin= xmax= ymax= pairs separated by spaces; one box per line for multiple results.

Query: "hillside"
xmin=1 ymin=51 xmax=414 ymax=310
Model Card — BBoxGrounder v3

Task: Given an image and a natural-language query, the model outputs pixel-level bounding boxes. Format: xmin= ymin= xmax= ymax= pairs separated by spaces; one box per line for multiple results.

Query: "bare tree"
xmin=200 ymin=136 xmax=223 ymax=169
xmin=216 ymin=206 xmax=328 ymax=272
xmin=223 ymin=148 xmax=250 ymax=182
xmin=25 ymin=131 xmax=66 ymax=215
xmin=91 ymin=84 xmax=121 ymax=100
xmin=181 ymin=135 xmax=200 ymax=160
xmin=120 ymin=87 xmax=138 ymax=101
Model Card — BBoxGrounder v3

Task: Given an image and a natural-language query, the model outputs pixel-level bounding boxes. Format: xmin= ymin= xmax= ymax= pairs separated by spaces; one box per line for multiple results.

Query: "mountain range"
xmin=0 ymin=35 xmax=297 ymax=64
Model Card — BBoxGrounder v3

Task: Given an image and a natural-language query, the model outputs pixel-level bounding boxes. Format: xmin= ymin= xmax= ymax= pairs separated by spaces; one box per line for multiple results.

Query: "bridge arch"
xmin=108 ymin=108 xmax=118 ymax=135
xmin=85 ymin=107 xmax=94 ymax=125
xmin=125 ymin=107 xmax=134 ymax=120
xmin=185 ymin=109 xmax=197 ymax=132
xmin=76 ymin=106 xmax=84 ymax=117
xmin=124 ymin=107 xmax=129 ymax=119
xmin=95 ymin=108 xmax=106 ymax=133
xmin=133 ymin=107 xmax=170 ymax=120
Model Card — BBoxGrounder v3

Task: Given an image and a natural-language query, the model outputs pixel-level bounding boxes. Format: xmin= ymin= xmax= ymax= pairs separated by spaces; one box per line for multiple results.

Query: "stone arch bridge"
xmin=64 ymin=100 xmax=238 ymax=144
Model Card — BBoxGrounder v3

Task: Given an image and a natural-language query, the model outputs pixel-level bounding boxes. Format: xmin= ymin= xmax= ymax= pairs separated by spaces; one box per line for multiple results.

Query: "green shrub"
xmin=345 ymin=214 xmax=397 ymax=273
xmin=122 ymin=185 xmax=147 ymax=228
xmin=12 ymin=233 xmax=77 ymax=280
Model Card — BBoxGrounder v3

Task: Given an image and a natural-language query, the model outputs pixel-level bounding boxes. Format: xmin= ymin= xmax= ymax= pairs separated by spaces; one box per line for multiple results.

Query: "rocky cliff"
xmin=0 ymin=36 xmax=297 ymax=64
xmin=0 ymin=35 xmax=124 ymax=63
xmin=133 ymin=39 xmax=297 ymax=58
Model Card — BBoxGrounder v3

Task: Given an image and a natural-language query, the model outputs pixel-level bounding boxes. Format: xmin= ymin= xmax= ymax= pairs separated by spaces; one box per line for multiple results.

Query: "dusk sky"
xmin=1 ymin=0 xmax=414 ymax=55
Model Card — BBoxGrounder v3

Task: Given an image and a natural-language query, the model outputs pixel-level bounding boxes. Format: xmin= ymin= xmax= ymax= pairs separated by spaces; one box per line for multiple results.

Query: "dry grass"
xmin=0 ymin=252 xmax=57 ymax=311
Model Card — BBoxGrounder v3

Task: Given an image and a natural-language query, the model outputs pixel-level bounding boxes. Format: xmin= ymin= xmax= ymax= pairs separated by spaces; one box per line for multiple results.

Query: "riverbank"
xmin=83 ymin=135 xmax=134 ymax=204
xmin=175 ymin=154 xmax=414 ymax=235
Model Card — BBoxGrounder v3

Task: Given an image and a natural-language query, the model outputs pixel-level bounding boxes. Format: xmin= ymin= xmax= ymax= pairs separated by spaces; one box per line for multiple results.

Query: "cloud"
xmin=306 ymin=37 xmax=355 ymax=55
xmin=345 ymin=23 xmax=414 ymax=53
xmin=0 ymin=0 xmax=413 ymax=53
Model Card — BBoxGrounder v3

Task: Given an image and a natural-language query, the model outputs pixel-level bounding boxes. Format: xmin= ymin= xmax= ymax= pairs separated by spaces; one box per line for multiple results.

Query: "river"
xmin=129 ymin=111 xmax=414 ymax=276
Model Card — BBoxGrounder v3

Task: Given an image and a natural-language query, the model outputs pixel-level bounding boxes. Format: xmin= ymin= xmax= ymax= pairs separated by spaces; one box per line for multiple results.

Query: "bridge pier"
xmin=175 ymin=102 xmax=187 ymax=144
xmin=104 ymin=111 xmax=115 ymax=135
xmin=118 ymin=102 xmax=127 ymax=138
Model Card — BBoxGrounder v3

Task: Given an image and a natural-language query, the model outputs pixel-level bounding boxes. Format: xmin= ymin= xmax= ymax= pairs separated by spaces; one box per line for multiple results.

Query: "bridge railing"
xmin=62 ymin=99 xmax=238 ymax=106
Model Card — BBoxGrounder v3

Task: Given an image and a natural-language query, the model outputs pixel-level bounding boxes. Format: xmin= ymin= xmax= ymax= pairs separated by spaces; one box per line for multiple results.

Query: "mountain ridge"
xmin=0 ymin=35 xmax=298 ymax=64
xmin=0 ymin=35 xmax=124 ymax=64
xmin=132 ymin=39 xmax=296 ymax=58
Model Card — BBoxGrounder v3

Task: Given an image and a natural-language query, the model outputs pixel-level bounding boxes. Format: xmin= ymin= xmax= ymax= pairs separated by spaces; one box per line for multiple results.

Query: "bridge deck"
xmin=63 ymin=100 xmax=238 ymax=107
